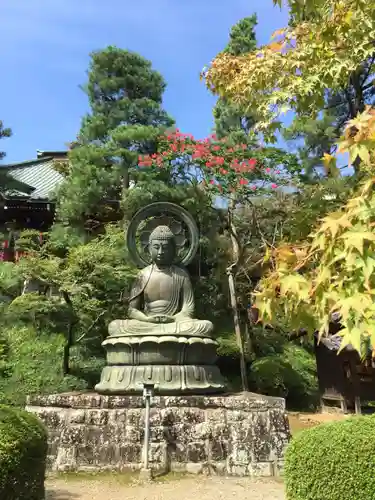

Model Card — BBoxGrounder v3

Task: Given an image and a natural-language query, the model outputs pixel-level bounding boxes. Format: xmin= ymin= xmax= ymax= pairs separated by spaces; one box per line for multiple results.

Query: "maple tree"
xmin=254 ymin=108 xmax=375 ymax=354
xmin=204 ymin=0 xmax=375 ymax=140
xmin=203 ymin=0 xmax=375 ymax=354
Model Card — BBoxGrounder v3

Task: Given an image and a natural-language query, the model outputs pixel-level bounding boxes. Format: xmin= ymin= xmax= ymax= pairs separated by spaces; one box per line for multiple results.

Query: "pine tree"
xmin=57 ymin=46 xmax=174 ymax=227
xmin=284 ymin=58 xmax=375 ymax=178
xmin=0 ymin=120 xmax=11 ymax=161
xmin=0 ymin=120 xmax=14 ymax=192
xmin=213 ymin=16 xmax=258 ymax=139
xmin=280 ymin=7 xmax=375 ymax=178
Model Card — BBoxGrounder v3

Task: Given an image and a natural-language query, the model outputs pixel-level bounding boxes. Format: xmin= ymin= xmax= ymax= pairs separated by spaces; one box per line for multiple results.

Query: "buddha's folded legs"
xmin=175 ymin=319 xmax=214 ymax=336
xmin=108 ymin=318 xmax=213 ymax=337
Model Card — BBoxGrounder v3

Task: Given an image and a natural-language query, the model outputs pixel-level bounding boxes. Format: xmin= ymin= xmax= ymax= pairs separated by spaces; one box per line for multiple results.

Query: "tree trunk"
xmin=122 ymin=167 xmax=130 ymax=191
xmin=245 ymin=309 xmax=257 ymax=359
xmin=62 ymin=292 xmax=74 ymax=376
xmin=62 ymin=333 xmax=71 ymax=376
xmin=227 ymin=198 xmax=249 ymax=392
xmin=227 ymin=269 xmax=248 ymax=392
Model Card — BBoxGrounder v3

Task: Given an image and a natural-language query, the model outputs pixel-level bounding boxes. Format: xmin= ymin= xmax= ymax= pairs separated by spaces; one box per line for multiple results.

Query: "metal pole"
xmin=143 ymin=392 xmax=151 ymax=469
xmin=140 ymin=383 xmax=154 ymax=481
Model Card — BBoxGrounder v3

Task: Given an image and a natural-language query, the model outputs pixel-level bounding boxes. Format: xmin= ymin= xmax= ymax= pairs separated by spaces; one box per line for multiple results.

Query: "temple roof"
xmin=2 ymin=151 xmax=67 ymax=200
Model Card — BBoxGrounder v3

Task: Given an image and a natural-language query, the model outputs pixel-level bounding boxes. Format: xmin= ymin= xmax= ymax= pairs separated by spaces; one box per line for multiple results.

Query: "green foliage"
xmin=0 ymin=262 xmax=23 ymax=299
xmin=214 ymin=15 xmax=258 ymax=139
xmin=17 ymin=225 xmax=135 ymax=313
xmin=223 ymin=15 xmax=258 ymax=56
xmin=0 ymin=225 xmax=137 ymax=389
xmin=6 ymin=294 xmax=72 ymax=332
xmin=216 ymin=320 xmax=318 ymax=408
xmin=0 ymin=119 xmax=27 ymax=192
xmin=0 ymin=405 xmax=47 ymax=500
xmin=57 ymin=46 xmax=174 ymax=226
xmin=283 ymin=62 xmax=375 ymax=177
xmin=250 ymin=343 xmax=318 ymax=409
xmin=206 ymin=1 xmax=375 ymax=140
xmin=0 ymin=326 xmax=87 ymax=407
xmin=0 ymin=119 xmax=11 ymax=161
xmin=59 ymin=224 xmax=137 ymax=348
xmin=285 ymin=415 xmax=375 ymax=500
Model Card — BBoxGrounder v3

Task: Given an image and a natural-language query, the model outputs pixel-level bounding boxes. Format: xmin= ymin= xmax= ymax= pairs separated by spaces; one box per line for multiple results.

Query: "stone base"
xmin=96 ymin=334 xmax=226 ymax=395
xmin=26 ymin=392 xmax=290 ymax=477
xmin=95 ymin=364 xmax=226 ymax=394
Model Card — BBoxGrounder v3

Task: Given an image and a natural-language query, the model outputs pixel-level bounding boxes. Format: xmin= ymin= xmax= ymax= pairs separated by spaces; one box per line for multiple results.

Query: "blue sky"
xmin=0 ymin=1 xmax=288 ymax=164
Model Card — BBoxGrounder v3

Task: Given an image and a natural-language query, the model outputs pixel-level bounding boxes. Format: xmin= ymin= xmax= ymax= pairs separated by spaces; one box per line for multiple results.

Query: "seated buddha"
xmin=108 ymin=225 xmax=213 ymax=337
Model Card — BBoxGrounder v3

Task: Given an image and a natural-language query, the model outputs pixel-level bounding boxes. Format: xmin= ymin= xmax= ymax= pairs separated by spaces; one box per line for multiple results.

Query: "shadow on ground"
xmin=45 ymin=489 xmax=80 ymax=500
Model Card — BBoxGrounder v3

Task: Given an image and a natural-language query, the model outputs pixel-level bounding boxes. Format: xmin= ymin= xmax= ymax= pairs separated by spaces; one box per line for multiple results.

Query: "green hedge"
xmin=0 ymin=406 xmax=47 ymax=500
xmin=285 ymin=415 xmax=375 ymax=500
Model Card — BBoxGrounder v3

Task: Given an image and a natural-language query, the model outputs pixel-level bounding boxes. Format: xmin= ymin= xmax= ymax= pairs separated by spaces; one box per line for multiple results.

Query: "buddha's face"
xmin=149 ymin=238 xmax=176 ymax=266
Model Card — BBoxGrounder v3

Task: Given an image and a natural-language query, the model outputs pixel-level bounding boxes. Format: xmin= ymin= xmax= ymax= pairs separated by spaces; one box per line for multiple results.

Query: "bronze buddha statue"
xmin=108 ymin=225 xmax=213 ymax=337
xmin=95 ymin=206 xmax=226 ymax=395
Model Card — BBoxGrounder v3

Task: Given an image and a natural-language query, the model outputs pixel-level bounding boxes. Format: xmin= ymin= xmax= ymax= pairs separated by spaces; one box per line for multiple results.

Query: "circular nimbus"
xmin=126 ymin=202 xmax=199 ymax=268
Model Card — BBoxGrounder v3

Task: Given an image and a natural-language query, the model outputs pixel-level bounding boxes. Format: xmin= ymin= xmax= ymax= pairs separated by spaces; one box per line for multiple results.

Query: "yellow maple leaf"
xmin=276 ymin=245 xmax=296 ymax=261
xmin=339 ymin=231 xmax=375 ymax=254
xmin=254 ymin=297 xmax=273 ymax=321
xmin=318 ymin=212 xmax=352 ymax=238
xmin=337 ymin=327 xmax=362 ymax=355
xmin=338 ymin=294 xmax=373 ymax=321
xmin=322 ymin=153 xmax=340 ymax=177
xmin=344 ymin=10 xmax=354 ymax=25
xmin=279 ymin=273 xmax=310 ymax=299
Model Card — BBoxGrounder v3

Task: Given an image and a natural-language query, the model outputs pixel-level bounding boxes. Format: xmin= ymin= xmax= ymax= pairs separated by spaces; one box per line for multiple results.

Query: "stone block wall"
xmin=26 ymin=392 xmax=290 ymax=477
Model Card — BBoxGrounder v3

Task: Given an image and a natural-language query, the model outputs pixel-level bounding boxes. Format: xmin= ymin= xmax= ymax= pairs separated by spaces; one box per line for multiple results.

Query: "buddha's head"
xmin=148 ymin=225 xmax=176 ymax=266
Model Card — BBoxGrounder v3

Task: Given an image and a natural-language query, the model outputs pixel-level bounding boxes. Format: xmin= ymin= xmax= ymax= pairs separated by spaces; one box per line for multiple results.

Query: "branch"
xmin=360 ymin=54 xmax=375 ymax=86
xmin=75 ymin=310 xmax=106 ymax=343
xmin=226 ymin=196 xmax=243 ymax=273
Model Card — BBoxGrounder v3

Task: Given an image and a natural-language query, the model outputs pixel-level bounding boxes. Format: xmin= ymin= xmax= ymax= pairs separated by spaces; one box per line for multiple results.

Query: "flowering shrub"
xmin=138 ymin=130 xmax=300 ymax=201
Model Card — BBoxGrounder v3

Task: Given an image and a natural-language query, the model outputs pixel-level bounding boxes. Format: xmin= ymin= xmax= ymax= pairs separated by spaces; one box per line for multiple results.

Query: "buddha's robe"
xmin=108 ymin=264 xmax=213 ymax=337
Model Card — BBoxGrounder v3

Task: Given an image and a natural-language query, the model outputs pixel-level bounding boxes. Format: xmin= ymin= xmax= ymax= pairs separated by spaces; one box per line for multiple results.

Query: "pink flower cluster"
xmin=137 ymin=129 xmax=280 ymax=192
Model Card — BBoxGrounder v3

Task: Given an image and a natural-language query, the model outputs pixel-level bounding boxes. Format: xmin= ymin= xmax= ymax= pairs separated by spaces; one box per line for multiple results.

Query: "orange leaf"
xmin=271 ymin=28 xmax=286 ymax=39
xmin=268 ymin=42 xmax=283 ymax=52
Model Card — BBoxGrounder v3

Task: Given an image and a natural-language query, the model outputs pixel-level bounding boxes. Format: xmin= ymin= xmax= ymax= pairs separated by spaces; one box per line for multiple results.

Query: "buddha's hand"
xmin=152 ymin=315 xmax=175 ymax=324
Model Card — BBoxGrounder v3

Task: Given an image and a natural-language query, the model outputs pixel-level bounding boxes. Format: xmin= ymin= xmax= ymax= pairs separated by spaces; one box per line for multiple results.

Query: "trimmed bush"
xmin=0 ymin=326 xmax=88 ymax=407
xmin=0 ymin=406 xmax=47 ymax=500
xmin=285 ymin=415 xmax=375 ymax=500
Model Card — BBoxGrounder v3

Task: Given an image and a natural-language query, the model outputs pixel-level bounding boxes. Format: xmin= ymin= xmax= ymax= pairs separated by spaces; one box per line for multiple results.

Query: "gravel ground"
xmin=45 ymin=476 xmax=285 ymax=500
